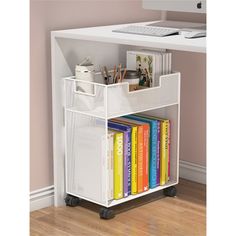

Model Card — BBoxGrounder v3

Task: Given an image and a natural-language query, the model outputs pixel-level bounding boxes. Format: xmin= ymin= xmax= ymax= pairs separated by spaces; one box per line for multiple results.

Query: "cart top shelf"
xmin=51 ymin=21 xmax=206 ymax=53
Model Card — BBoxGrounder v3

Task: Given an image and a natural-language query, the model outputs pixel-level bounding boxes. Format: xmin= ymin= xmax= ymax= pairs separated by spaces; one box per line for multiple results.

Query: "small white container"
xmin=75 ymin=64 xmax=95 ymax=111
xmin=75 ymin=64 xmax=95 ymax=94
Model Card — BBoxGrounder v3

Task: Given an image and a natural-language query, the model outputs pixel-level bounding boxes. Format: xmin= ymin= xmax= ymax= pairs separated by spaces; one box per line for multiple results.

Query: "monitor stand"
xmin=147 ymin=21 xmax=206 ymax=30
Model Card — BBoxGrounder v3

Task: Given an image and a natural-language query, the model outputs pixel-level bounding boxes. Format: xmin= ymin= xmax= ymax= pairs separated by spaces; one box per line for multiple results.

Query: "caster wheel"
xmin=65 ymin=194 xmax=81 ymax=207
xmin=163 ymin=186 xmax=177 ymax=197
xmin=99 ymin=207 xmax=115 ymax=220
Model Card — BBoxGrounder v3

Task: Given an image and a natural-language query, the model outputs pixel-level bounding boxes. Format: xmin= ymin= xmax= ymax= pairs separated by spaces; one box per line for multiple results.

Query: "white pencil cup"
xmin=75 ymin=64 xmax=95 ymax=94
xmin=75 ymin=64 xmax=95 ymax=111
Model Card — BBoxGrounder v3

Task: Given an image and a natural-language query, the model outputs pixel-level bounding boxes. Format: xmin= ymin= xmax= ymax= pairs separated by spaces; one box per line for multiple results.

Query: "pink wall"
xmin=167 ymin=11 xmax=206 ymax=166
xmin=30 ymin=0 xmax=160 ymax=191
xmin=172 ymin=51 xmax=206 ymax=165
xmin=30 ymin=1 xmax=206 ymax=191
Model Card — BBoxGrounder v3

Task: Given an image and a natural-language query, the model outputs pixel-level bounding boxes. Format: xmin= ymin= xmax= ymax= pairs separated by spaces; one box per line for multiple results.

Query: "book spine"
xmin=108 ymin=133 xmax=114 ymax=200
xmin=149 ymin=122 xmax=157 ymax=188
xmin=168 ymin=52 xmax=172 ymax=74
xmin=123 ymin=132 xmax=129 ymax=197
xmin=123 ymin=132 xmax=128 ymax=197
xmin=160 ymin=121 xmax=166 ymax=186
xmin=101 ymin=135 xmax=106 ymax=200
xmin=131 ymin=127 xmax=138 ymax=194
xmin=127 ymin=133 xmax=132 ymax=196
xmin=168 ymin=121 xmax=171 ymax=180
xmin=164 ymin=121 xmax=169 ymax=183
xmin=137 ymin=126 xmax=144 ymax=193
xmin=143 ymin=124 xmax=150 ymax=191
xmin=156 ymin=121 xmax=161 ymax=186
xmin=114 ymin=133 xmax=123 ymax=199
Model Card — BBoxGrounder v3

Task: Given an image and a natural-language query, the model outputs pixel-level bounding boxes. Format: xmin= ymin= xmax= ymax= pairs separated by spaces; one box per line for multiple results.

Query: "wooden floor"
xmin=30 ymin=179 xmax=206 ymax=236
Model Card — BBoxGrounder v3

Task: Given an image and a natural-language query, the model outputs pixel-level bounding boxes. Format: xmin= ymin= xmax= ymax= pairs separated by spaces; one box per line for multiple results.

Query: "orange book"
xmin=137 ymin=125 xmax=144 ymax=193
xmin=112 ymin=117 xmax=150 ymax=192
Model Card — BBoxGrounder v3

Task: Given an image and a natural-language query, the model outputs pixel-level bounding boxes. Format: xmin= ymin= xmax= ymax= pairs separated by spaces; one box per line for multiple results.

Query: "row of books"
xmin=126 ymin=50 xmax=172 ymax=87
xmin=107 ymin=114 xmax=171 ymax=200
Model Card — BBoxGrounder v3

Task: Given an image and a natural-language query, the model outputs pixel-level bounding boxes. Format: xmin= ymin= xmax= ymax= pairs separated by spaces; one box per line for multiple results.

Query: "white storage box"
xmin=64 ymin=72 xmax=180 ymax=119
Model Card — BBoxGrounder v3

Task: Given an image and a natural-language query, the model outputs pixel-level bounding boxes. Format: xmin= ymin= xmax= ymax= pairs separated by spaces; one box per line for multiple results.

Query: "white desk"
xmin=52 ymin=21 xmax=206 ymax=53
xmin=51 ymin=21 xmax=206 ymax=207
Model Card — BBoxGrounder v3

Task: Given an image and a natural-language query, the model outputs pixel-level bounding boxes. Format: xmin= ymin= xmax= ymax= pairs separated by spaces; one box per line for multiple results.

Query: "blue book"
xmin=108 ymin=121 xmax=131 ymax=197
xmin=125 ymin=114 xmax=159 ymax=188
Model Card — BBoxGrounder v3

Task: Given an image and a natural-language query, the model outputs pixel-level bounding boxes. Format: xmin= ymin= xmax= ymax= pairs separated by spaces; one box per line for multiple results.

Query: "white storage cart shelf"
xmin=49 ymin=21 xmax=202 ymax=219
xmin=64 ymin=72 xmax=180 ymax=119
xmin=64 ymin=72 xmax=181 ymax=212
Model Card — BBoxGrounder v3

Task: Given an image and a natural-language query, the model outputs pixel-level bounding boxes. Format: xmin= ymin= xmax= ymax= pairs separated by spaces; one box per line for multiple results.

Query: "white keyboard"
xmin=113 ymin=25 xmax=180 ymax=37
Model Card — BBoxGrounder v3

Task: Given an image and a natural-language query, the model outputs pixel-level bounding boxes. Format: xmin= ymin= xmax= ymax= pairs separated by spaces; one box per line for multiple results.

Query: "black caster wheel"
xmin=163 ymin=186 xmax=177 ymax=197
xmin=65 ymin=194 xmax=81 ymax=207
xmin=99 ymin=207 xmax=115 ymax=220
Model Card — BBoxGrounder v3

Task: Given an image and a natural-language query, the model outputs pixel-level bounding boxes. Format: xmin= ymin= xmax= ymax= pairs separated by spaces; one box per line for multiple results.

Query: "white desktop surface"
xmin=52 ymin=21 xmax=206 ymax=53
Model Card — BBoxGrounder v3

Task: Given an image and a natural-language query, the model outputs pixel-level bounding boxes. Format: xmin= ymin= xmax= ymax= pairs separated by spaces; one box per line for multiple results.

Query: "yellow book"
xmin=166 ymin=121 xmax=170 ymax=182
xmin=112 ymin=130 xmax=124 ymax=199
xmin=131 ymin=126 xmax=138 ymax=194
xmin=159 ymin=119 xmax=169 ymax=185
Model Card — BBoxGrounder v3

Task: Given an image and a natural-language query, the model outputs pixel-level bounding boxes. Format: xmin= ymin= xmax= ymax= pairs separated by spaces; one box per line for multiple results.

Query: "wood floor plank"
xmin=30 ymin=218 xmax=72 ymax=236
xmin=30 ymin=179 xmax=206 ymax=236
xmin=30 ymin=210 xmax=51 ymax=219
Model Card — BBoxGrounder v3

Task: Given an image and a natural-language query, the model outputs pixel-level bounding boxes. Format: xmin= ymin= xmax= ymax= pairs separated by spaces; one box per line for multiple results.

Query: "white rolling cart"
xmin=51 ymin=21 xmax=205 ymax=219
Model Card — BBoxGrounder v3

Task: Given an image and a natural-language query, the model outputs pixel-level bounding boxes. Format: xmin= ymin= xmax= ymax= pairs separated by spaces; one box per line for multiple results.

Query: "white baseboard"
xmin=30 ymin=185 xmax=54 ymax=212
xmin=30 ymin=161 xmax=205 ymax=212
xmin=179 ymin=160 xmax=206 ymax=184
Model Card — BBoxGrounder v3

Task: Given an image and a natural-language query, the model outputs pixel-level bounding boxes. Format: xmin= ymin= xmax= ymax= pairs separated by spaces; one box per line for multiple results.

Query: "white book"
xmin=165 ymin=52 xmax=169 ymax=74
xmin=168 ymin=52 xmax=172 ymax=74
xmin=154 ymin=53 xmax=162 ymax=87
xmin=107 ymin=130 xmax=114 ymax=200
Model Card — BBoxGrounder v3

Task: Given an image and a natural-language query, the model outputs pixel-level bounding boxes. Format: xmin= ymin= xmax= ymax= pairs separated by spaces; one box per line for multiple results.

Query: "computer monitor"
xmin=143 ymin=0 xmax=206 ymax=13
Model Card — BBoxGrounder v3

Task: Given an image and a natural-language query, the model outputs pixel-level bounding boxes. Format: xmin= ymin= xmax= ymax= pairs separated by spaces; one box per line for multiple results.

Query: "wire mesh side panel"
xmin=107 ymin=73 xmax=180 ymax=118
xmin=65 ymin=111 xmax=108 ymax=205
xmin=64 ymin=78 xmax=106 ymax=118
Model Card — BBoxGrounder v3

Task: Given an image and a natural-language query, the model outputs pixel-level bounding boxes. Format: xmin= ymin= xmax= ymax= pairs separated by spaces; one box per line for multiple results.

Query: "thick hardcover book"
xmin=111 ymin=130 xmax=123 ymax=199
xmin=123 ymin=116 xmax=150 ymax=192
xmin=108 ymin=122 xmax=131 ymax=197
xmin=126 ymin=115 xmax=158 ymax=188
xmin=107 ymin=131 xmax=114 ymax=200
xmin=112 ymin=118 xmax=138 ymax=195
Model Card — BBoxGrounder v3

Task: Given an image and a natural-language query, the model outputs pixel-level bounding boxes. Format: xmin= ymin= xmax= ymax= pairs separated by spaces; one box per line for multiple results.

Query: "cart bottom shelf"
xmin=66 ymin=180 xmax=178 ymax=208
xmin=108 ymin=180 xmax=177 ymax=207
